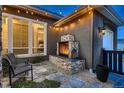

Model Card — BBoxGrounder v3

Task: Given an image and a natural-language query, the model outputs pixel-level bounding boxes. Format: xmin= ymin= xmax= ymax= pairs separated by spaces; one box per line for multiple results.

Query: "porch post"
xmin=0 ymin=5 xmax=2 ymax=87
xmin=28 ymin=20 xmax=32 ymax=54
xmin=113 ymin=28 xmax=117 ymax=50
xmin=44 ymin=23 xmax=47 ymax=55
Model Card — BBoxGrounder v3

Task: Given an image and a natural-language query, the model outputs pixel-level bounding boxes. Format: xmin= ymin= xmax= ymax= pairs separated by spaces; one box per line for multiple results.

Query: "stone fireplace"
xmin=57 ymin=35 xmax=79 ymax=59
xmin=49 ymin=34 xmax=85 ymax=74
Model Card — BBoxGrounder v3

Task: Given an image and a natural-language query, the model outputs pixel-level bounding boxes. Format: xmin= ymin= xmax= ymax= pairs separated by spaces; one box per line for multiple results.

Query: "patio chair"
xmin=2 ymin=53 xmax=33 ymax=87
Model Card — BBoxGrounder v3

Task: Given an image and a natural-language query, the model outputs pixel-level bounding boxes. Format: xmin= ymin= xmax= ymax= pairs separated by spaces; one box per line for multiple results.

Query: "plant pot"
xmin=96 ymin=64 xmax=109 ymax=82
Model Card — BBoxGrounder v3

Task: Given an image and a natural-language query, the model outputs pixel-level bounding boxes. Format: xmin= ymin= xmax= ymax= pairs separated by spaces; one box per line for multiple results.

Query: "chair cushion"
xmin=13 ymin=63 xmax=29 ymax=69
xmin=14 ymin=65 xmax=32 ymax=75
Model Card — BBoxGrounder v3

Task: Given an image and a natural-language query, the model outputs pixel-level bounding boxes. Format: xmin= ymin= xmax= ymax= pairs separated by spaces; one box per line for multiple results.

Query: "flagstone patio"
xmin=30 ymin=61 xmax=113 ymax=88
xmin=2 ymin=60 xmax=124 ymax=88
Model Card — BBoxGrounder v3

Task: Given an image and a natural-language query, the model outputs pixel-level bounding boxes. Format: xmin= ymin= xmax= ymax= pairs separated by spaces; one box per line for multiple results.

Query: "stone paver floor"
xmin=2 ymin=60 xmax=124 ymax=88
xmin=30 ymin=61 xmax=114 ymax=88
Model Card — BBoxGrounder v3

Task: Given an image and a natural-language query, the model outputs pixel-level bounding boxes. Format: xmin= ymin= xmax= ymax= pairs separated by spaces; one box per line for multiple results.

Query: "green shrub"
xmin=41 ymin=79 xmax=61 ymax=88
xmin=13 ymin=78 xmax=61 ymax=88
xmin=12 ymin=77 xmax=43 ymax=88
xmin=13 ymin=80 xmax=37 ymax=88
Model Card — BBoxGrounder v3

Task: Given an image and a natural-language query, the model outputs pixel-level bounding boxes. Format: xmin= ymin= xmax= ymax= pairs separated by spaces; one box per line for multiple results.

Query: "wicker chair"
xmin=2 ymin=53 xmax=33 ymax=87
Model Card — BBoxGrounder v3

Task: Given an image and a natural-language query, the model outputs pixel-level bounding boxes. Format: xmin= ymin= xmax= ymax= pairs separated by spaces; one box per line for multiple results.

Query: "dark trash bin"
xmin=96 ymin=64 xmax=109 ymax=82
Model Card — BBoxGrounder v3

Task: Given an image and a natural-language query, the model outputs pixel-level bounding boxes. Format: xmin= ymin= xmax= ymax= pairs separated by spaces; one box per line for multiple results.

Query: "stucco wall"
xmin=2 ymin=5 xmax=59 ymax=56
xmin=57 ymin=13 xmax=93 ymax=68
xmin=92 ymin=11 xmax=117 ymax=70
xmin=0 ymin=6 xmax=2 ymax=87
xmin=92 ymin=11 xmax=104 ymax=70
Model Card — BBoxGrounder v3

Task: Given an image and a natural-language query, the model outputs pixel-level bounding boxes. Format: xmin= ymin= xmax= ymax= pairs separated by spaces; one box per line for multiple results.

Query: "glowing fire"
xmin=59 ymin=43 xmax=69 ymax=55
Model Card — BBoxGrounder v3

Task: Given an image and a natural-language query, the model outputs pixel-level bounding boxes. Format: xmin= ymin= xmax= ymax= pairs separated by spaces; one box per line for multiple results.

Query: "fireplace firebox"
xmin=57 ymin=41 xmax=79 ymax=58
xmin=59 ymin=41 xmax=69 ymax=57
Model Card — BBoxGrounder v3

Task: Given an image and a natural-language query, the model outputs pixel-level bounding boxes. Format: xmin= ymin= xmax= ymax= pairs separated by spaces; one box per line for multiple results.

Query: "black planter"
xmin=96 ymin=64 xmax=109 ymax=82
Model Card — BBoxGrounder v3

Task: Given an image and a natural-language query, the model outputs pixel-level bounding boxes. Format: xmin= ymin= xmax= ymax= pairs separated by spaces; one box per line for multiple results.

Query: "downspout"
xmin=90 ymin=9 xmax=94 ymax=72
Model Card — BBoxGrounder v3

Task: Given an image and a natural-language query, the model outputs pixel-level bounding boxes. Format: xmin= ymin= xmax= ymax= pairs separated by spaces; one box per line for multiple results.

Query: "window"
xmin=2 ymin=14 xmax=47 ymax=56
xmin=32 ymin=23 xmax=44 ymax=54
xmin=103 ymin=29 xmax=114 ymax=50
xmin=2 ymin=16 xmax=8 ymax=55
xmin=12 ymin=18 xmax=29 ymax=54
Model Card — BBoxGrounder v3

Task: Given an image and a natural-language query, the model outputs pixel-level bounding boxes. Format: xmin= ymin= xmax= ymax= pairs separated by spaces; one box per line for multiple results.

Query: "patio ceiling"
xmin=53 ymin=5 xmax=124 ymax=27
xmin=95 ymin=5 xmax=124 ymax=26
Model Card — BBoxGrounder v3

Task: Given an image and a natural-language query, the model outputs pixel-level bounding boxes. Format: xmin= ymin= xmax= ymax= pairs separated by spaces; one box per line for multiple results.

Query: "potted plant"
xmin=96 ymin=64 xmax=109 ymax=82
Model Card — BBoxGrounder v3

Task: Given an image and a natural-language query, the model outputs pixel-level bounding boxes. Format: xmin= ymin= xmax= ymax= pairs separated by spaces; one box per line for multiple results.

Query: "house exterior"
xmin=0 ymin=5 xmax=124 ymax=86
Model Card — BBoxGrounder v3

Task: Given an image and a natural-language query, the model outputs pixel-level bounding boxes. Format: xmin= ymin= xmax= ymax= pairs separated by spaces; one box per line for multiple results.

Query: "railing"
xmin=103 ymin=50 xmax=124 ymax=75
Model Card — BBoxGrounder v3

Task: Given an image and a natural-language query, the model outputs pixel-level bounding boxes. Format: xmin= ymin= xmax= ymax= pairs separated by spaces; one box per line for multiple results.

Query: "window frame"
xmin=2 ymin=13 xmax=47 ymax=57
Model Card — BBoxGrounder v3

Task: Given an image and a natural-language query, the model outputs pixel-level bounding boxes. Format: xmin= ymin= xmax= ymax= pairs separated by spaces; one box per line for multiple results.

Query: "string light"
xmin=3 ymin=7 xmax=7 ymax=11
xmin=60 ymin=27 xmax=63 ymax=31
xmin=26 ymin=11 xmax=29 ymax=14
xmin=89 ymin=11 xmax=91 ymax=14
xmin=78 ymin=19 xmax=81 ymax=22
xmin=17 ymin=10 xmax=20 ymax=13
xmin=45 ymin=12 xmax=48 ymax=15
xmin=31 ymin=12 xmax=34 ymax=15
xmin=56 ymin=27 xmax=59 ymax=31
xmin=75 ymin=10 xmax=78 ymax=12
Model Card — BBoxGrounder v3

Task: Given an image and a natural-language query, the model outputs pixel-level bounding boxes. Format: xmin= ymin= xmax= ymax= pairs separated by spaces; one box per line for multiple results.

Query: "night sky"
xmin=35 ymin=5 xmax=124 ymax=39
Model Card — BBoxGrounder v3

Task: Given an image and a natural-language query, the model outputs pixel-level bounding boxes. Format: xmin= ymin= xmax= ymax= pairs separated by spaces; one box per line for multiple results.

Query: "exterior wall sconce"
xmin=98 ymin=27 xmax=106 ymax=36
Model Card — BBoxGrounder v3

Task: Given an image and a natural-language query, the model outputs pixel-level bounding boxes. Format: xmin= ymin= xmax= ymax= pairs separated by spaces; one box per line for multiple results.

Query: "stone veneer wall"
xmin=0 ymin=5 xmax=2 ymax=87
xmin=49 ymin=55 xmax=85 ymax=74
